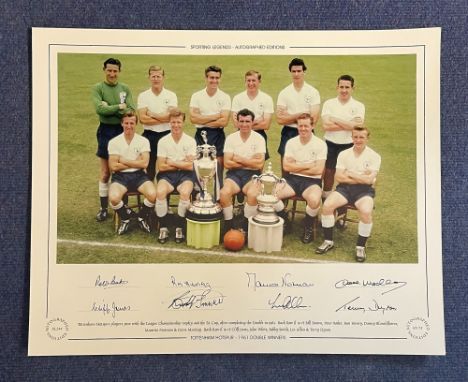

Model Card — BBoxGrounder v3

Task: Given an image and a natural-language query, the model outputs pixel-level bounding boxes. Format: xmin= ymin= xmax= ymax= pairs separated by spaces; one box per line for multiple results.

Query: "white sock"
xmin=99 ymin=181 xmax=109 ymax=197
xmin=273 ymin=200 xmax=285 ymax=212
xmin=110 ymin=200 xmax=123 ymax=210
xmin=144 ymin=198 xmax=155 ymax=208
xmin=321 ymin=214 xmax=335 ymax=228
xmin=178 ymin=199 xmax=190 ymax=217
xmin=306 ymin=205 xmax=319 ymax=217
xmin=155 ymin=198 xmax=168 ymax=217
xmin=223 ymin=205 xmax=234 ymax=220
xmin=244 ymin=203 xmax=258 ymax=218
xmin=358 ymin=222 xmax=373 ymax=237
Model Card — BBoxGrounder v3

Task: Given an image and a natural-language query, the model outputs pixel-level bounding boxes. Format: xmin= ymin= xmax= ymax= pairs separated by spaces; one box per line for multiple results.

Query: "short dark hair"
xmin=353 ymin=126 xmax=369 ymax=137
xmin=237 ymin=108 xmax=255 ymax=121
xmin=103 ymin=58 xmax=121 ymax=70
xmin=296 ymin=113 xmax=314 ymax=125
xmin=338 ymin=74 xmax=355 ymax=87
xmin=169 ymin=108 xmax=186 ymax=121
xmin=245 ymin=70 xmax=261 ymax=81
xmin=288 ymin=58 xmax=307 ymax=71
xmin=122 ymin=110 xmax=138 ymax=124
xmin=205 ymin=65 xmax=222 ymax=76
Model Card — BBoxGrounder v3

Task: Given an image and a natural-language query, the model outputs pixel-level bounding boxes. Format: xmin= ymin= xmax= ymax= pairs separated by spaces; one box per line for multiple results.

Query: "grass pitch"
xmin=56 ymin=53 xmax=417 ymax=263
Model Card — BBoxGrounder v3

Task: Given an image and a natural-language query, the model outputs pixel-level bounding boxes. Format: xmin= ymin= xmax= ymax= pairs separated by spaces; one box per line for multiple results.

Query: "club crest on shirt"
xmin=119 ymin=91 xmax=127 ymax=103
xmin=216 ymin=99 xmax=224 ymax=108
xmin=304 ymin=95 xmax=313 ymax=104
xmin=250 ymin=144 xmax=257 ymax=152
xmin=164 ymin=98 xmax=170 ymax=106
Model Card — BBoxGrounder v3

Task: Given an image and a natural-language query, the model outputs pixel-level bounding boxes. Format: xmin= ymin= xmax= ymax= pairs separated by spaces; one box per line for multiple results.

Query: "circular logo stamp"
xmin=46 ymin=318 xmax=69 ymax=341
xmin=406 ymin=317 xmax=430 ymax=340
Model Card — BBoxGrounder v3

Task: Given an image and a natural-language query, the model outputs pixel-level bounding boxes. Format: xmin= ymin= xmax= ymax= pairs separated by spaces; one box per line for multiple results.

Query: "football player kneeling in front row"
xmin=316 ymin=126 xmax=381 ymax=262
xmin=108 ymin=111 xmax=156 ymax=235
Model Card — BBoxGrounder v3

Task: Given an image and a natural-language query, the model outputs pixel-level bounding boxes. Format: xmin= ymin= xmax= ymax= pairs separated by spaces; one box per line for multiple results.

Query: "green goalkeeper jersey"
xmin=91 ymin=81 xmax=136 ymax=125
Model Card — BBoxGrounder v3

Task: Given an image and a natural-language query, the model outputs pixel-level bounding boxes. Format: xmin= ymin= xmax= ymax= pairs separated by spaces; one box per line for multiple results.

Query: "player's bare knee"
xmin=145 ymin=187 xmax=157 ymax=203
xmin=156 ymin=188 xmax=168 ymax=201
xmin=307 ymin=193 xmax=321 ymax=209
xmin=179 ymin=190 xmax=192 ymax=201
xmin=108 ymin=192 xmax=122 ymax=206
xmin=322 ymin=199 xmax=335 ymax=215
xmin=358 ymin=207 xmax=373 ymax=222
xmin=219 ymin=189 xmax=232 ymax=205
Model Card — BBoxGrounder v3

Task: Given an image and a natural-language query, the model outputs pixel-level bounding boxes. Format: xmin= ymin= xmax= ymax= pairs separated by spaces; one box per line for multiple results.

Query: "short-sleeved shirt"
xmin=157 ymin=132 xmax=197 ymax=163
xmin=231 ymin=90 xmax=274 ymax=121
xmin=277 ymin=82 xmax=320 ymax=128
xmin=108 ymin=133 xmax=150 ymax=173
xmin=189 ymin=88 xmax=231 ymax=128
xmin=284 ymin=135 xmax=328 ymax=179
xmin=137 ymin=87 xmax=178 ymax=133
xmin=321 ymin=97 xmax=365 ymax=144
xmin=336 ymin=146 xmax=381 ymax=175
xmin=224 ymin=131 xmax=266 ymax=170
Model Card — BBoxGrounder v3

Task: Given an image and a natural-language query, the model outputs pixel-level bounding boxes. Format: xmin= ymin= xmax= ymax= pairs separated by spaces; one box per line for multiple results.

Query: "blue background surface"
xmin=1 ymin=1 xmax=466 ymax=380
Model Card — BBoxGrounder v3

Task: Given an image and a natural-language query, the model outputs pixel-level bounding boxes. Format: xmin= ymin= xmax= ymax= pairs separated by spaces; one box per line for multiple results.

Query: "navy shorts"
xmin=335 ymin=184 xmax=375 ymax=205
xmin=157 ymin=170 xmax=194 ymax=188
xmin=111 ymin=170 xmax=150 ymax=192
xmin=226 ymin=169 xmax=260 ymax=189
xmin=285 ymin=173 xmax=322 ymax=196
xmin=325 ymin=140 xmax=353 ymax=169
xmin=195 ymin=127 xmax=225 ymax=157
xmin=96 ymin=122 xmax=123 ymax=159
xmin=277 ymin=125 xmax=298 ymax=156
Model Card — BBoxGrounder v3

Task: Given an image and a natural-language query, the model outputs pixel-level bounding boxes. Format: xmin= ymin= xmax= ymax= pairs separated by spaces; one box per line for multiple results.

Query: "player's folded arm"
xmin=223 ymin=152 xmax=242 ymax=169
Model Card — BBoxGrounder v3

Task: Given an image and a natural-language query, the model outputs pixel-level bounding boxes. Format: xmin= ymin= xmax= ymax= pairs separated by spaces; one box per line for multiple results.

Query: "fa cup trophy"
xmin=186 ymin=131 xmax=223 ymax=221
xmin=252 ymin=162 xmax=285 ymax=224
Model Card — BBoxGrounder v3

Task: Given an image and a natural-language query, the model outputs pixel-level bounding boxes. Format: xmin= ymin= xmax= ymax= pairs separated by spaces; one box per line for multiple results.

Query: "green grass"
xmin=57 ymin=53 xmax=417 ymax=263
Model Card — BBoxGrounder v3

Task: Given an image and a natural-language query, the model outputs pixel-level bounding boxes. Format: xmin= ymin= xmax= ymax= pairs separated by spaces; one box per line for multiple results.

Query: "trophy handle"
xmin=277 ymin=178 xmax=287 ymax=193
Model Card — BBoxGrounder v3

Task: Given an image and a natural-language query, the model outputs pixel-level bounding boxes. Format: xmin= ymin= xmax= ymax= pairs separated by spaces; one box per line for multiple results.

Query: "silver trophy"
xmin=252 ymin=162 xmax=285 ymax=224
xmin=186 ymin=131 xmax=223 ymax=221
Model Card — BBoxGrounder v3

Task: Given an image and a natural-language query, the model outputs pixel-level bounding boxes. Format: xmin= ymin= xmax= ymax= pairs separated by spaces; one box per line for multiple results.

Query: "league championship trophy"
xmin=187 ymin=131 xmax=223 ymax=221
xmin=252 ymin=162 xmax=285 ymax=224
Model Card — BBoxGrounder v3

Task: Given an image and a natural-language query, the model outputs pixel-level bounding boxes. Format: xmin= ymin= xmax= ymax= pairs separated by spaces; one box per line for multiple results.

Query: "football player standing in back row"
xmin=137 ymin=65 xmax=178 ymax=182
xmin=91 ymin=58 xmax=136 ymax=222
xmin=231 ymin=70 xmax=274 ymax=160
xmin=321 ymin=75 xmax=365 ymax=198
xmin=190 ymin=65 xmax=231 ymax=187
xmin=276 ymin=58 xmax=320 ymax=175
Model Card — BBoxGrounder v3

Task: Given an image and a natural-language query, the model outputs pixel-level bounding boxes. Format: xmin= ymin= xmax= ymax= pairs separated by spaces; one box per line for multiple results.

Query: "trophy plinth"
xmin=252 ymin=163 xmax=285 ymax=225
xmin=186 ymin=131 xmax=223 ymax=222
